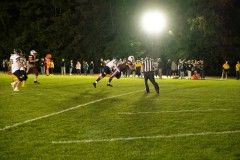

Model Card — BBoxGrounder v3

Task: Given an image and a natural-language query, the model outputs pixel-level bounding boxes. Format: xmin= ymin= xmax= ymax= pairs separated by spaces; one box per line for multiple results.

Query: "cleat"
xmin=107 ymin=84 xmax=113 ymax=87
xmin=14 ymin=88 xmax=19 ymax=92
xmin=34 ymin=81 xmax=40 ymax=84
xmin=93 ymin=83 xmax=96 ymax=88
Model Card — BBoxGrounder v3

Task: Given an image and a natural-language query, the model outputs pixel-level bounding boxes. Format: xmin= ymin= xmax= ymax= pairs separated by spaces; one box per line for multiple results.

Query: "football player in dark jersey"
xmin=107 ymin=56 xmax=135 ymax=87
xmin=27 ymin=50 xmax=39 ymax=83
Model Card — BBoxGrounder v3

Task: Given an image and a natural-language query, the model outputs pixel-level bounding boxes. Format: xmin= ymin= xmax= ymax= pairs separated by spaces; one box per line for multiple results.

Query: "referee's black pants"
xmin=143 ymin=71 xmax=159 ymax=93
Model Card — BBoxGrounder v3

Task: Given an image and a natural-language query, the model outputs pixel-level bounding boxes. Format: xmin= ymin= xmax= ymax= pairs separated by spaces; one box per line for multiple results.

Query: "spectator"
xmin=135 ymin=60 xmax=142 ymax=78
xmin=236 ymin=61 xmax=240 ymax=80
xmin=61 ymin=58 xmax=66 ymax=75
xmin=122 ymin=58 xmax=127 ymax=77
xmin=192 ymin=73 xmax=199 ymax=80
xmin=157 ymin=58 xmax=163 ymax=79
xmin=177 ymin=59 xmax=182 ymax=77
xmin=45 ymin=57 xmax=50 ymax=76
xmin=126 ymin=64 xmax=131 ymax=77
xmin=171 ymin=61 xmax=177 ymax=77
xmin=2 ymin=59 xmax=8 ymax=73
xmin=76 ymin=61 xmax=81 ymax=75
xmin=166 ymin=59 xmax=171 ymax=78
xmin=89 ymin=61 xmax=94 ymax=75
xmin=199 ymin=60 xmax=205 ymax=80
xmin=39 ymin=58 xmax=45 ymax=75
xmin=83 ymin=61 xmax=89 ymax=76
xmin=192 ymin=60 xmax=197 ymax=75
xmin=50 ymin=60 xmax=54 ymax=75
xmin=131 ymin=61 xmax=136 ymax=78
xmin=154 ymin=59 xmax=159 ymax=78
xmin=178 ymin=59 xmax=186 ymax=79
xmin=196 ymin=61 xmax=201 ymax=78
xmin=220 ymin=61 xmax=230 ymax=80
xmin=69 ymin=60 xmax=74 ymax=75
xmin=99 ymin=58 xmax=105 ymax=74
xmin=186 ymin=60 xmax=192 ymax=79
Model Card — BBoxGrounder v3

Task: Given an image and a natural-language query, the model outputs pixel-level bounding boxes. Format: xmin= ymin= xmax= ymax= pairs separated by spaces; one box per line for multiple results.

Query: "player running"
xmin=10 ymin=49 xmax=24 ymax=92
xmin=27 ymin=50 xmax=39 ymax=84
xmin=107 ymin=56 xmax=135 ymax=87
xmin=93 ymin=57 xmax=120 ymax=88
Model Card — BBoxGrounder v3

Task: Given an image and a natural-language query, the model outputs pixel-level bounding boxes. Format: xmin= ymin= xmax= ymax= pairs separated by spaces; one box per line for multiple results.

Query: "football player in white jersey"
xmin=10 ymin=49 xmax=24 ymax=91
xmin=93 ymin=57 xmax=120 ymax=88
xmin=107 ymin=56 xmax=135 ymax=86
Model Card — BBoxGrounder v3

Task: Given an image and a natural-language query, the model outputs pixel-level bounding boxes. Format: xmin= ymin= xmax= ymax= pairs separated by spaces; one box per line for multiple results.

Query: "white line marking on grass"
xmin=153 ymin=98 xmax=238 ymax=101
xmin=51 ymin=130 xmax=240 ymax=144
xmin=118 ymin=109 xmax=234 ymax=115
xmin=0 ymin=90 xmax=143 ymax=131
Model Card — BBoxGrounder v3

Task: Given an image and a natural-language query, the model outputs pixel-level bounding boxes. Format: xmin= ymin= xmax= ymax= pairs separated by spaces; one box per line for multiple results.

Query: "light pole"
xmin=141 ymin=11 xmax=167 ymax=56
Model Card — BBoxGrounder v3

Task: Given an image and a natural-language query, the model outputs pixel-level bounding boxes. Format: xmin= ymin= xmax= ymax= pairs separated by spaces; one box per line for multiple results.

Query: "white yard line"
xmin=118 ymin=109 xmax=234 ymax=115
xmin=153 ymin=99 xmax=239 ymax=101
xmin=52 ymin=130 xmax=240 ymax=144
xmin=0 ymin=90 xmax=143 ymax=131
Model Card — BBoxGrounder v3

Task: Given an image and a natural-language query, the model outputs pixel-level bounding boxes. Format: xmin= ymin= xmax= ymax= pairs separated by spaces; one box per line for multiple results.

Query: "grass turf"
xmin=0 ymin=73 xmax=240 ymax=159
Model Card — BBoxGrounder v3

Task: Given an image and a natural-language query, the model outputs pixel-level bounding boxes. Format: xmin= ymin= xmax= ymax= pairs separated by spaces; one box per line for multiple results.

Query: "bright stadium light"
xmin=141 ymin=11 xmax=166 ymax=34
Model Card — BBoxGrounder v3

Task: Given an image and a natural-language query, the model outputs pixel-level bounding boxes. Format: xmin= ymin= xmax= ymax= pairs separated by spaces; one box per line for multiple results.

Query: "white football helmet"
xmin=30 ymin=50 xmax=37 ymax=55
xmin=128 ymin=56 xmax=135 ymax=62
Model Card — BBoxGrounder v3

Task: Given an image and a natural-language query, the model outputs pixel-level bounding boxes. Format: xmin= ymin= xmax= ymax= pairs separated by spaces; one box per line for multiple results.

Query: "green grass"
xmin=0 ymin=73 xmax=240 ymax=160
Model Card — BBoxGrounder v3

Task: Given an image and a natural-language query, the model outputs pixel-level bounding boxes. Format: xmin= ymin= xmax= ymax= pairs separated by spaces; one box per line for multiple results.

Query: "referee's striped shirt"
xmin=143 ymin=58 xmax=155 ymax=72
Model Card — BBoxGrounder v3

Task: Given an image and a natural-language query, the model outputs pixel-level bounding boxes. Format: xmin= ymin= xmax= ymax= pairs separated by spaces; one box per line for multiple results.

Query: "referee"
xmin=141 ymin=55 xmax=160 ymax=94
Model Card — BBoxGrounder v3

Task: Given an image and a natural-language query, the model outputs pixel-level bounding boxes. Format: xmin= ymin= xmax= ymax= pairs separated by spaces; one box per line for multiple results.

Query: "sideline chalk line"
xmin=0 ymin=90 xmax=143 ymax=131
xmin=52 ymin=130 xmax=240 ymax=144
xmin=118 ymin=109 xmax=234 ymax=115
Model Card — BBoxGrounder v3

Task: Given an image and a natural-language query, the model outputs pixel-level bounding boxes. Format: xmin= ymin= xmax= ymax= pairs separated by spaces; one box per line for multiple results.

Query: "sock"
xmin=34 ymin=76 xmax=38 ymax=82
xmin=96 ymin=77 xmax=101 ymax=82
xmin=108 ymin=77 xmax=113 ymax=84
xmin=22 ymin=81 xmax=26 ymax=87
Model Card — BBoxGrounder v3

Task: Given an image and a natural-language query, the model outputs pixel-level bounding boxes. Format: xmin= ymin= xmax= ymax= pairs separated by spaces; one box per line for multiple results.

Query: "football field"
xmin=0 ymin=74 xmax=240 ymax=159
